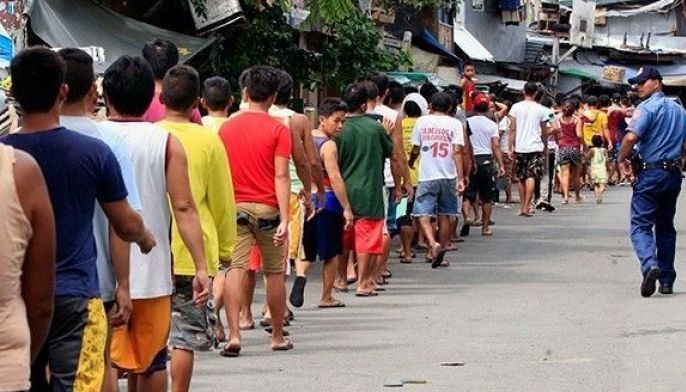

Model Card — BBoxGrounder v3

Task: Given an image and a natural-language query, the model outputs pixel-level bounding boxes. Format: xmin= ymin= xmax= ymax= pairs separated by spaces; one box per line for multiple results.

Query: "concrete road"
xmin=192 ymin=184 xmax=686 ymax=392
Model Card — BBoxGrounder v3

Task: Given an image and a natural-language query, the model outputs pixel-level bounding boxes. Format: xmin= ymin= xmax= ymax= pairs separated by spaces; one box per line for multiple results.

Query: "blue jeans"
xmin=413 ymin=178 xmax=459 ymax=216
xmin=630 ymin=169 xmax=682 ymax=285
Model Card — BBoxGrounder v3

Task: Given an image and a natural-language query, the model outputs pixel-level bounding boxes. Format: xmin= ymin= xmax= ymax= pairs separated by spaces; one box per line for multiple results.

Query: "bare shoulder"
xmin=11 ymin=149 xmax=44 ymax=213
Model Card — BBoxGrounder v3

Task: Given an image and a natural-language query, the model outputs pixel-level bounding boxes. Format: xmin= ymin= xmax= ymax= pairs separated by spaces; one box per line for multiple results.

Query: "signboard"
xmin=570 ymin=0 xmax=596 ymax=48
xmin=188 ymin=0 xmax=243 ymax=34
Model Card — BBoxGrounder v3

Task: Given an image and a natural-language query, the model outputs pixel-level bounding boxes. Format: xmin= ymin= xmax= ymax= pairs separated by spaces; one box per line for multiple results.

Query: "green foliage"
xmin=207 ymin=6 xmax=315 ymax=90
xmin=315 ymin=12 xmax=411 ymax=89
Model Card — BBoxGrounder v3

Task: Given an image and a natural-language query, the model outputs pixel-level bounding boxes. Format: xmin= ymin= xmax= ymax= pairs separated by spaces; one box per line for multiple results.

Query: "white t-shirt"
xmin=411 ymin=114 xmax=464 ymax=182
xmin=467 ymin=115 xmax=499 ymax=156
xmin=374 ymin=105 xmax=399 ymax=187
xmin=499 ymin=116 xmax=511 ymax=153
xmin=510 ymin=100 xmax=551 ymax=153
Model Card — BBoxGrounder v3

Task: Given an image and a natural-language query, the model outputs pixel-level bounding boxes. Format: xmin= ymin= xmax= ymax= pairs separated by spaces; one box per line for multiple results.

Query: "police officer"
xmin=618 ymin=67 xmax=686 ymax=297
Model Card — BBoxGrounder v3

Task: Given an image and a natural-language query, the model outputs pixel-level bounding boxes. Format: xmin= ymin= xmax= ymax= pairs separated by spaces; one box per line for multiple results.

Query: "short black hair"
xmin=431 ymin=92 xmax=452 ymax=113
xmin=591 ymin=134 xmax=604 ymax=148
xmin=11 ymin=47 xmax=66 ymax=113
xmin=58 ymin=48 xmax=95 ymax=104
xmin=274 ymin=70 xmax=293 ymax=106
xmin=475 ymin=101 xmax=489 ymax=113
xmin=587 ymin=95 xmax=599 ymax=107
xmin=162 ymin=65 xmax=199 ymax=112
xmin=523 ymin=82 xmax=538 ymax=97
xmin=238 ymin=69 xmax=249 ymax=90
xmin=611 ymin=92 xmax=622 ymax=102
xmin=371 ymin=72 xmax=390 ymax=96
xmin=142 ymin=39 xmax=179 ymax=80
xmin=403 ymin=100 xmax=422 ymax=118
xmin=598 ymin=94 xmax=610 ymax=108
xmin=202 ymin=76 xmax=232 ymax=111
xmin=419 ymin=82 xmax=439 ymax=103
xmin=387 ymin=81 xmax=405 ymax=106
xmin=463 ymin=60 xmax=475 ymax=69
xmin=244 ymin=65 xmax=281 ymax=103
xmin=361 ymin=80 xmax=379 ymax=101
xmin=319 ymin=98 xmax=348 ymax=117
xmin=342 ymin=83 xmax=367 ymax=112
xmin=102 ymin=55 xmax=155 ymax=117
xmin=620 ymin=97 xmax=629 ymax=106
xmin=541 ymin=96 xmax=555 ymax=109
xmin=444 ymin=84 xmax=463 ymax=105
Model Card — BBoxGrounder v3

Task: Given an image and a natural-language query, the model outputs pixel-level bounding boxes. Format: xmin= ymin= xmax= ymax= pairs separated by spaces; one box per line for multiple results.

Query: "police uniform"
xmin=626 ymin=68 xmax=686 ymax=295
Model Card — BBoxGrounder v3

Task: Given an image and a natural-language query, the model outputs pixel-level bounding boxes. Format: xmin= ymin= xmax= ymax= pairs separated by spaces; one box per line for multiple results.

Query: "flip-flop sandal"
xmin=272 ymin=339 xmax=294 ymax=351
xmin=260 ymin=318 xmax=290 ymax=328
xmin=431 ymin=249 xmax=447 ymax=269
xmin=264 ymin=327 xmax=290 ymax=337
xmin=455 ymin=238 xmax=465 ymax=243
xmin=438 ymin=261 xmax=450 ymax=267
xmin=400 ymin=258 xmax=413 ymax=264
xmin=219 ymin=344 xmax=241 ymax=358
xmin=374 ymin=286 xmax=386 ymax=292
xmin=334 ymin=285 xmax=349 ymax=293
xmin=318 ymin=300 xmax=346 ymax=308
xmin=346 ymin=277 xmax=358 ymax=285
xmin=382 ymin=270 xmax=392 ymax=279
xmin=287 ymin=310 xmax=295 ymax=322
xmin=239 ymin=322 xmax=255 ymax=331
xmin=355 ymin=291 xmax=379 ymax=297
xmin=482 ymin=228 xmax=494 ymax=236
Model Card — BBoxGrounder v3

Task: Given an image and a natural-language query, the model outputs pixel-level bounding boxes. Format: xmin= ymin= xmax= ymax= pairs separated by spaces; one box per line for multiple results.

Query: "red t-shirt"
xmin=462 ymin=79 xmax=475 ymax=112
xmin=219 ymin=112 xmax=292 ymax=207
xmin=607 ymin=109 xmax=627 ymax=144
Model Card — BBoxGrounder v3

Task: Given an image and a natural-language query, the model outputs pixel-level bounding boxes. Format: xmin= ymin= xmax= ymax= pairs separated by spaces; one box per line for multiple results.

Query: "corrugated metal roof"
xmin=528 ymin=34 xmax=686 ymax=55
xmin=453 ymin=23 xmax=494 ymax=62
xmin=560 ymin=0 xmax=651 ymax=6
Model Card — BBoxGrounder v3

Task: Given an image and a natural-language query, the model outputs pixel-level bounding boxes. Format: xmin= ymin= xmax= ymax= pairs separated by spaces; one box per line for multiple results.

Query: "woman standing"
xmin=556 ymin=100 xmax=584 ymax=204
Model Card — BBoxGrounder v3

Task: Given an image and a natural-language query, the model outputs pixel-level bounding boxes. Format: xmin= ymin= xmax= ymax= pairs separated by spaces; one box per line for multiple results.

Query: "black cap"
xmin=628 ymin=67 xmax=662 ymax=85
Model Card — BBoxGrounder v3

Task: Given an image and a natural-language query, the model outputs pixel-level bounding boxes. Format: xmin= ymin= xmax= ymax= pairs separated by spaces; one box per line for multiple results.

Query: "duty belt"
xmin=637 ymin=159 xmax=682 ymax=172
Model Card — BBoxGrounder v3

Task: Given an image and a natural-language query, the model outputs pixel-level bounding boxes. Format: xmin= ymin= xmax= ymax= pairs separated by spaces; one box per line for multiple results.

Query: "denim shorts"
xmin=412 ymin=178 xmax=459 ymax=216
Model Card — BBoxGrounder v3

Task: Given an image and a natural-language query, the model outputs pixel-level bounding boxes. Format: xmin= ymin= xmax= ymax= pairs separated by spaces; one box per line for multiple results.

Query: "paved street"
xmin=193 ymin=184 xmax=686 ymax=392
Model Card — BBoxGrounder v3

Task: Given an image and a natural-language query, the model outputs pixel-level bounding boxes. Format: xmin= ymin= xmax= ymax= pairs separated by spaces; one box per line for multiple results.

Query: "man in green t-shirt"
xmin=336 ymin=83 xmax=394 ymax=296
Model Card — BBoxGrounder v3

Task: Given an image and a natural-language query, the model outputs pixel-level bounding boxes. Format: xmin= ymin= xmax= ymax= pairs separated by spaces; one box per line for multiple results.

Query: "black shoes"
xmin=640 ymin=267 xmax=661 ymax=298
xmin=289 ymin=276 xmax=307 ymax=308
xmin=659 ymin=284 xmax=674 ymax=295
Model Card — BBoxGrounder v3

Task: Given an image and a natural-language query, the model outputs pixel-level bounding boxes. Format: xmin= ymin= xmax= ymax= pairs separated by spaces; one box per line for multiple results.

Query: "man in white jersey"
xmin=409 ymin=92 xmax=466 ymax=269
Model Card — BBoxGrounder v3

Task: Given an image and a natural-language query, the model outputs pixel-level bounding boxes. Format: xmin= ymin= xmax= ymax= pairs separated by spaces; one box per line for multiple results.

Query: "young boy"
xmin=157 ymin=65 xmax=236 ymax=392
xmin=301 ymin=98 xmax=353 ymax=307
xmin=201 ymin=76 xmax=233 ymax=133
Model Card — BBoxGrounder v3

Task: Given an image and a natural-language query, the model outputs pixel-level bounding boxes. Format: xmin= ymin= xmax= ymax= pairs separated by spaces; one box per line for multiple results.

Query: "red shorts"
xmin=343 ymin=219 xmax=384 ymax=255
xmin=249 ymin=245 xmax=261 ymax=272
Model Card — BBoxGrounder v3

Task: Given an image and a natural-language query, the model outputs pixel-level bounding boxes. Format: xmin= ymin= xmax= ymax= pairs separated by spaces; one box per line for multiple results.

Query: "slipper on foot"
xmin=318 ymin=300 xmax=346 ymax=308
xmin=289 ymin=276 xmax=307 ymax=308
xmin=272 ymin=339 xmax=294 ymax=351
xmin=219 ymin=344 xmax=241 ymax=358
xmin=432 ymin=249 xmax=447 ymax=269
xmin=355 ymin=291 xmax=379 ymax=297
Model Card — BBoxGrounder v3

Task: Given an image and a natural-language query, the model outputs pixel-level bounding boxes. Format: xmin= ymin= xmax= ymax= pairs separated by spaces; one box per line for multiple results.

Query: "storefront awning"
xmin=453 ymin=23 xmax=494 ymax=62
xmin=26 ymin=0 xmax=215 ymax=73
xmin=413 ymin=29 xmax=461 ymax=65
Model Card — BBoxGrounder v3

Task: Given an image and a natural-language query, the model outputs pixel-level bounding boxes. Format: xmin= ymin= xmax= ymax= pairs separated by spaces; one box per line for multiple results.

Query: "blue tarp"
xmin=413 ymin=29 xmax=462 ymax=66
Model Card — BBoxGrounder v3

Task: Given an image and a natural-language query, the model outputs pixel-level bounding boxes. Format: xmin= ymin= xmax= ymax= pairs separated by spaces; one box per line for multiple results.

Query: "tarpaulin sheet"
xmin=26 ymin=0 xmax=215 ymax=73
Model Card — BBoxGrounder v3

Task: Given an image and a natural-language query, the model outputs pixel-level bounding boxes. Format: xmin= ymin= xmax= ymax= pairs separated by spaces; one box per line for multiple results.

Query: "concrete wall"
xmin=595 ymin=11 xmax=677 ymax=37
xmin=460 ymin=3 xmax=527 ymax=63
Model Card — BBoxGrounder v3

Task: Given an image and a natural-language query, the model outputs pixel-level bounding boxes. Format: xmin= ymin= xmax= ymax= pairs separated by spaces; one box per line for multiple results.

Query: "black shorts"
xmin=303 ymin=208 xmax=344 ymax=262
xmin=516 ymin=152 xmax=544 ymax=181
xmin=31 ymin=297 xmax=107 ymax=391
xmin=465 ymin=157 xmax=496 ymax=203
